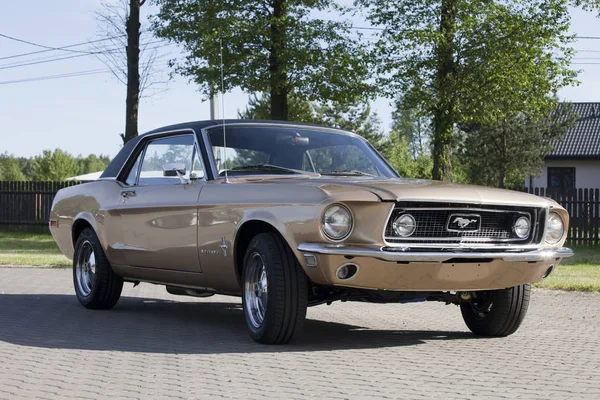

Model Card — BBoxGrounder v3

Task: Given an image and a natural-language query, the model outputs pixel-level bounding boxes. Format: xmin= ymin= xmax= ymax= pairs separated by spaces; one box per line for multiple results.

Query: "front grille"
xmin=384 ymin=203 xmax=543 ymax=245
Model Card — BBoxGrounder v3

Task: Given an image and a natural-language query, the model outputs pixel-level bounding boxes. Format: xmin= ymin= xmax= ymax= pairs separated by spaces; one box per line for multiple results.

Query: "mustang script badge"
xmin=446 ymin=214 xmax=482 ymax=232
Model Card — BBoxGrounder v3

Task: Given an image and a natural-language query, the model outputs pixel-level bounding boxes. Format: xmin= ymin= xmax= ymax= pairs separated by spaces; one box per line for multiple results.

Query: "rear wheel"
xmin=73 ymin=227 xmax=123 ymax=309
xmin=460 ymin=284 xmax=530 ymax=337
xmin=242 ymin=232 xmax=308 ymax=344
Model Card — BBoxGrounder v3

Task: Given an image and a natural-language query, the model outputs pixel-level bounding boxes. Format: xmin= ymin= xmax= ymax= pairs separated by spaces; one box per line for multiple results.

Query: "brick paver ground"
xmin=0 ymin=267 xmax=599 ymax=399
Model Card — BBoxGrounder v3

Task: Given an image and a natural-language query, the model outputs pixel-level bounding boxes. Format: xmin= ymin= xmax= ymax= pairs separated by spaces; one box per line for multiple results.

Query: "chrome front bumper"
xmin=297 ymin=243 xmax=574 ymax=263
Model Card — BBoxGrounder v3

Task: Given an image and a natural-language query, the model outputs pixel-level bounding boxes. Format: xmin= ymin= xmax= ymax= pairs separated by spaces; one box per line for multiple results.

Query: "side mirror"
xmin=163 ymin=163 xmax=188 ymax=184
xmin=163 ymin=162 xmax=186 ymax=177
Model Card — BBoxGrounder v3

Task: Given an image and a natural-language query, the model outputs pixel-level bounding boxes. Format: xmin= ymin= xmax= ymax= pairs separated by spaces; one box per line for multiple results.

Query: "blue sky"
xmin=1 ymin=1 xmax=599 ymax=159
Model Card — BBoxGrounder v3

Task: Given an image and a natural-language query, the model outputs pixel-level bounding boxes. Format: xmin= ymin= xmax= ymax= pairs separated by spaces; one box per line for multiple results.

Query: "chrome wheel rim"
xmin=75 ymin=240 xmax=96 ymax=297
xmin=244 ymin=252 xmax=268 ymax=329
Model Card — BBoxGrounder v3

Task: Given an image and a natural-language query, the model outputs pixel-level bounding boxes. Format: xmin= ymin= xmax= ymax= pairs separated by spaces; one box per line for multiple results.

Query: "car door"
xmin=115 ymin=132 xmax=206 ymax=272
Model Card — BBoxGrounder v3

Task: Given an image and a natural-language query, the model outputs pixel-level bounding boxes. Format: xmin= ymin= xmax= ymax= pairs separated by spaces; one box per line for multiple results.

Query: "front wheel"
xmin=242 ymin=232 xmax=308 ymax=344
xmin=460 ymin=284 xmax=530 ymax=337
xmin=73 ymin=227 xmax=123 ymax=309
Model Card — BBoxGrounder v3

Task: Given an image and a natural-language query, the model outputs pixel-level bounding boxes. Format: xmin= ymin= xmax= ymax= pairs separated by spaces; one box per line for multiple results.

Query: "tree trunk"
xmin=417 ymin=117 xmax=423 ymax=158
xmin=124 ymin=0 xmax=142 ymax=144
xmin=432 ymin=0 xmax=457 ymax=181
xmin=269 ymin=0 xmax=288 ymax=120
xmin=498 ymin=121 xmax=508 ymax=188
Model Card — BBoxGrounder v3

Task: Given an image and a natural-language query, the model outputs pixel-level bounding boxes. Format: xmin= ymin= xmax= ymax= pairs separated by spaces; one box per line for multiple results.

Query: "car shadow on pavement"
xmin=0 ymin=294 xmax=480 ymax=354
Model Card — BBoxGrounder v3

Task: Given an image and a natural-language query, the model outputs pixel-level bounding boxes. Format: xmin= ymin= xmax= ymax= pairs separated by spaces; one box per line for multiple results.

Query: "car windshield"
xmin=206 ymin=125 xmax=398 ymax=178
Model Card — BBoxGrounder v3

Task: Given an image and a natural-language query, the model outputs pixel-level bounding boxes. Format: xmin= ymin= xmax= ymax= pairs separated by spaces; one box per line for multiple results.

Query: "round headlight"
xmin=513 ymin=216 xmax=531 ymax=239
xmin=321 ymin=204 xmax=353 ymax=240
xmin=545 ymin=212 xmax=565 ymax=245
xmin=393 ymin=213 xmax=416 ymax=237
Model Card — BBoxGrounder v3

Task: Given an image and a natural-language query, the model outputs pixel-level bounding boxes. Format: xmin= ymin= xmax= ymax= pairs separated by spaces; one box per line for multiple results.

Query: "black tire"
xmin=460 ymin=284 xmax=530 ymax=337
xmin=241 ymin=232 xmax=308 ymax=344
xmin=73 ymin=227 xmax=123 ymax=309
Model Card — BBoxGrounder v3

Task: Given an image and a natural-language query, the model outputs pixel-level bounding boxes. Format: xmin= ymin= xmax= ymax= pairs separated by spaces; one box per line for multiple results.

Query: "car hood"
xmin=233 ymin=175 xmax=555 ymax=208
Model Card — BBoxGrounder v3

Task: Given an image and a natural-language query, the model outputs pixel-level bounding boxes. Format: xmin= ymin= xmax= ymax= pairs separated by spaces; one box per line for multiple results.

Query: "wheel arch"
xmin=234 ymin=219 xmax=285 ymax=284
xmin=72 ymin=212 xmax=100 ymax=247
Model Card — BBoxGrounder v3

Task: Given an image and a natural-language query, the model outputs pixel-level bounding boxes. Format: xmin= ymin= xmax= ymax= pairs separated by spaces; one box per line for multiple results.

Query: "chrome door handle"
xmin=121 ymin=190 xmax=136 ymax=198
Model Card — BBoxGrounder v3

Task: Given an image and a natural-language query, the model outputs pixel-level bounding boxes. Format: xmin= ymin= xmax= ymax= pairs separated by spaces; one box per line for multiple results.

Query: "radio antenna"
xmin=219 ymin=38 xmax=229 ymax=184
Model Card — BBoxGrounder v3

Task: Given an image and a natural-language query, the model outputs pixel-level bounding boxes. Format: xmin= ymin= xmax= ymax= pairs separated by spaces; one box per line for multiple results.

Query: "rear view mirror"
xmin=275 ymin=133 xmax=310 ymax=147
xmin=163 ymin=163 xmax=186 ymax=177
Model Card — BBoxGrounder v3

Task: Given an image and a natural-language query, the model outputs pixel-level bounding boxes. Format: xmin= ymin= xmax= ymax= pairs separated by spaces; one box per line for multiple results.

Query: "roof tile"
xmin=550 ymin=102 xmax=600 ymax=158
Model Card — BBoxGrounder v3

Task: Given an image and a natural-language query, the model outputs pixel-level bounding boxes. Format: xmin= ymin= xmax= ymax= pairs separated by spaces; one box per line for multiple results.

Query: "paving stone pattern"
xmin=0 ymin=267 xmax=599 ymax=399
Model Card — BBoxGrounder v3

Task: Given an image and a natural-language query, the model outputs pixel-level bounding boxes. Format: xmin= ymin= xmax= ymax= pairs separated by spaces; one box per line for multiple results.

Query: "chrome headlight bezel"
xmin=513 ymin=216 xmax=531 ymax=239
xmin=545 ymin=211 xmax=565 ymax=245
xmin=321 ymin=204 xmax=353 ymax=241
xmin=392 ymin=213 xmax=417 ymax=237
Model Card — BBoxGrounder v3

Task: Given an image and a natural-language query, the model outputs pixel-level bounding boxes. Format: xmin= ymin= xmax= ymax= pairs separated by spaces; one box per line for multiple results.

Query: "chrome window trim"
xmin=382 ymin=206 xmax=539 ymax=247
xmin=199 ymin=127 xmax=220 ymax=180
xmin=115 ymin=128 xmax=208 ymax=185
xmin=133 ymin=141 xmax=148 ymax=186
xmin=201 ymin=122 xmax=364 ymax=140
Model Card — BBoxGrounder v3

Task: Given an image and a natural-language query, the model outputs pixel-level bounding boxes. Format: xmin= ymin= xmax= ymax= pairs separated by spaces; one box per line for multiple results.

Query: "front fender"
xmin=234 ymin=206 xmax=331 ymax=284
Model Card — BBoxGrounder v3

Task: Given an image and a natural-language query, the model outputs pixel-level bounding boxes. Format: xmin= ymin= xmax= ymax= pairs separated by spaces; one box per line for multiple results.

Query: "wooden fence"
xmin=0 ymin=181 xmax=83 ymax=231
xmin=0 ymin=181 xmax=599 ymax=245
xmin=524 ymin=187 xmax=600 ymax=247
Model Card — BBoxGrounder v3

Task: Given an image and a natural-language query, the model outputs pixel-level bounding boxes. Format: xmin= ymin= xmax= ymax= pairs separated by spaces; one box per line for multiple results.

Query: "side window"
xmin=191 ymin=149 xmax=205 ymax=179
xmin=125 ymin=152 xmax=142 ymax=186
xmin=136 ymin=134 xmax=203 ymax=186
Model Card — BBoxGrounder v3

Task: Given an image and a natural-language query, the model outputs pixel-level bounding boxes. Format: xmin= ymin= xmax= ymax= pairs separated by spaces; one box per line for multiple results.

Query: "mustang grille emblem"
xmin=447 ymin=214 xmax=482 ymax=232
xmin=453 ymin=217 xmax=477 ymax=228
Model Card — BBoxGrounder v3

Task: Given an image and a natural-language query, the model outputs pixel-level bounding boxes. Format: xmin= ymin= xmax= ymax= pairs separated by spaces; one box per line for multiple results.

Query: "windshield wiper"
xmin=229 ymin=164 xmax=304 ymax=175
xmin=320 ymin=170 xmax=376 ymax=177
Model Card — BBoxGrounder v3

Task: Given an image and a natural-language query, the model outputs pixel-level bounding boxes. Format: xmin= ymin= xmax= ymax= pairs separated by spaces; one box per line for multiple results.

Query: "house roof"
xmin=548 ymin=102 xmax=600 ymax=159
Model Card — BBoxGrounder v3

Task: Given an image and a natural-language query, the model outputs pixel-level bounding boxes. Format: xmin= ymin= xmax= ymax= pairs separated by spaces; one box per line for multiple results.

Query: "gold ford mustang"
xmin=50 ymin=120 xmax=573 ymax=344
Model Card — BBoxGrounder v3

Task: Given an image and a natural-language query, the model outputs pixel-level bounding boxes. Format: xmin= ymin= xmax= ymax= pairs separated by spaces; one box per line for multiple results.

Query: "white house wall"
xmin=526 ymin=159 xmax=600 ymax=189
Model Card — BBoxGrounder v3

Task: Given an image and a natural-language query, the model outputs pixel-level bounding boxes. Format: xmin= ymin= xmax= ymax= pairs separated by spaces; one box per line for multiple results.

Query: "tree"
xmin=152 ymin=0 xmax=372 ymax=120
xmin=77 ymin=154 xmax=112 ymax=175
xmin=459 ymin=103 xmax=576 ymax=189
xmin=239 ymin=92 xmax=386 ymax=151
xmin=0 ymin=153 xmax=27 ymax=181
xmin=382 ymin=136 xmax=432 ymax=179
xmin=238 ymin=93 xmax=319 ymax=123
xmin=94 ymin=0 xmax=164 ymax=144
xmin=358 ymin=0 xmax=581 ymax=181
xmin=390 ymin=98 xmax=431 ymax=160
xmin=31 ymin=150 xmax=79 ymax=181
xmin=315 ymin=102 xmax=385 ymax=151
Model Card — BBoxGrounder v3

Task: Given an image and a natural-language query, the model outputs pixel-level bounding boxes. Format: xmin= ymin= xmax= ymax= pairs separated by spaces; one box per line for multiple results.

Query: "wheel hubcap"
xmin=470 ymin=291 xmax=493 ymax=320
xmin=75 ymin=240 xmax=96 ymax=297
xmin=244 ymin=252 xmax=268 ymax=329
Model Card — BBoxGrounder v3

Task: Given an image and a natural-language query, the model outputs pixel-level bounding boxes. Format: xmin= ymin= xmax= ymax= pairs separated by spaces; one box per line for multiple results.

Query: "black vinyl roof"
xmin=548 ymin=103 xmax=600 ymax=159
xmin=100 ymin=119 xmax=352 ymax=178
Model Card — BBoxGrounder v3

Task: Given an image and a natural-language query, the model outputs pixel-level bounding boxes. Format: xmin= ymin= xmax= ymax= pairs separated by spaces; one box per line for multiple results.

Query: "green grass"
xmin=534 ymin=246 xmax=600 ymax=292
xmin=0 ymin=231 xmax=70 ymax=267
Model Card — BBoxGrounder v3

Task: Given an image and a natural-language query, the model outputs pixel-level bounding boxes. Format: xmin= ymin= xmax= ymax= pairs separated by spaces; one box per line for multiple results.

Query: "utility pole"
xmin=210 ymin=88 xmax=219 ymax=120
